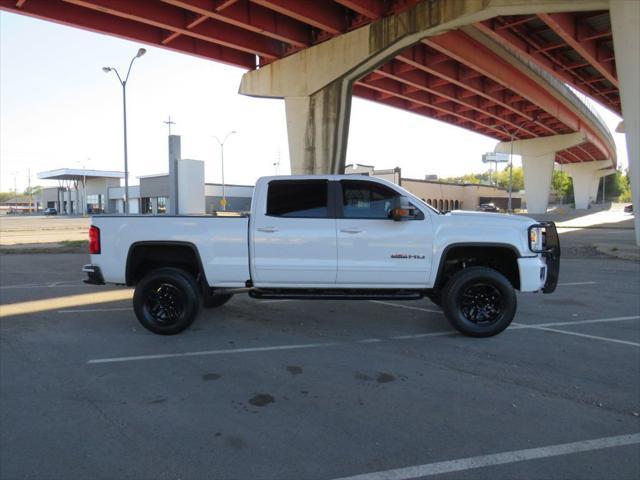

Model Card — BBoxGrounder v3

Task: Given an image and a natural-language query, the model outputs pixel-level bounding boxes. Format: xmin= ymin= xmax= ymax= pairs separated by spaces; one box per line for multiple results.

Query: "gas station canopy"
xmin=38 ymin=168 xmax=124 ymax=181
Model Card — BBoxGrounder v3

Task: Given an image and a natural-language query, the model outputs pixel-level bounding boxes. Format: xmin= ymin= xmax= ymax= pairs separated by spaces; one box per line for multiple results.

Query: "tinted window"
xmin=267 ymin=180 xmax=329 ymax=218
xmin=341 ymin=181 xmax=399 ymax=219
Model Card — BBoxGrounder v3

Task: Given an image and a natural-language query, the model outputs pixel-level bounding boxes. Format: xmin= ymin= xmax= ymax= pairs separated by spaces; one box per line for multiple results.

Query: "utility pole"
xmin=164 ymin=116 xmax=176 ymax=136
xmin=507 ymin=132 xmax=514 ymax=213
xmin=559 ymin=163 xmax=564 ymax=208
xmin=212 ymin=131 xmax=237 ymax=212
xmin=13 ymin=174 xmax=17 ymax=213
xmin=27 ymin=168 xmax=32 ymax=213
xmin=76 ymin=158 xmax=89 ymax=215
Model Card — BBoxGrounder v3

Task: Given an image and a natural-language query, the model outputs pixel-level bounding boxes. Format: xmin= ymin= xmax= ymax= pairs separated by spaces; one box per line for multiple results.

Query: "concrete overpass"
xmin=1 ymin=0 xmax=637 ymax=244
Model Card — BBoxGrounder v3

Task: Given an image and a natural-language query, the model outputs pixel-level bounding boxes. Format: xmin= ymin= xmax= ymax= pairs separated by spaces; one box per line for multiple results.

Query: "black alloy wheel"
xmin=145 ymin=283 xmax=185 ymax=326
xmin=133 ymin=268 xmax=201 ymax=335
xmin=441 ymin=266 xmax=517 ymax=337
xmin=459 ymin=283 xmax=503 ymax=325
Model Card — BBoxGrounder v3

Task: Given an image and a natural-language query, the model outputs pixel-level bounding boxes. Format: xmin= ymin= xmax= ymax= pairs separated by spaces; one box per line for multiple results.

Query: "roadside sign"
xmin=220 ymin=198 xmax=227 ymax=207
xmin=482 ymin=152 xmax=510 ymax=163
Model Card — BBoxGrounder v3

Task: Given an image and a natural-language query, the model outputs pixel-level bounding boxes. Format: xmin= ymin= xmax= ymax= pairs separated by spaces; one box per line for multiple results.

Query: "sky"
xmin=0 ymin=11 xmax=627 ymax=193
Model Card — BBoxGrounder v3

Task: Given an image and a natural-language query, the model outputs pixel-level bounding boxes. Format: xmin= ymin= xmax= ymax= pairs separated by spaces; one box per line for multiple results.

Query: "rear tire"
xmin=441 ymin=266 xmax=516 ymax=337
xmin=133 ymin=267 xmax=201 ymax=335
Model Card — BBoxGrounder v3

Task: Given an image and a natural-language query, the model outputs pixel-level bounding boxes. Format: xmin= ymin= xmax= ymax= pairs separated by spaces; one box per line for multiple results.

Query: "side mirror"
xmin=391 ymin=207 xmax=413 ymax=221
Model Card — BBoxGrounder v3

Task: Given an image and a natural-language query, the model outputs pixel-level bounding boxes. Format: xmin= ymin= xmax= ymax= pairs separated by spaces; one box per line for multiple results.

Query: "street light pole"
xmin=103 ymin=48 xmax=146 ymax=215
xmin=508 ymin=131 xmax=514 ymax=213
xmin=490 ymin=123 xmax=523 ymax=213
xmin=212 ymin=131 xmax=237 ymax=212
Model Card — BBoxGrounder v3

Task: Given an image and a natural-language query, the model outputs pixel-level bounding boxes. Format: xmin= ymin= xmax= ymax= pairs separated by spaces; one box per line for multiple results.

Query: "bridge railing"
xmin=507 ymin=47 xmax=616 ymax=160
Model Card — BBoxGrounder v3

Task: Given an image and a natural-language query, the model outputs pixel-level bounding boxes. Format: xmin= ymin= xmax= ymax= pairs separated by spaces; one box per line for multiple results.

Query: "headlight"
xmin=529 ymin=227 xmax=543 ymax=252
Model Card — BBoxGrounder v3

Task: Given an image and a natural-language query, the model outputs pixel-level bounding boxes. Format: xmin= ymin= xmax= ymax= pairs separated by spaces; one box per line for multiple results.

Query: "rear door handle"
xmin=340 ymin=228 xmax=363 ymax=234
xmin=257 ymin=226 xmax=279 ymax=233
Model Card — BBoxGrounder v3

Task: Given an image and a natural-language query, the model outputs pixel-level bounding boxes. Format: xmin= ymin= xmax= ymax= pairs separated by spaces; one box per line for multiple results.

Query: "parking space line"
xmin=88 ymin=341 xmax=340 ymax=364
xmin=531 ymin=315 xmax=640 ymax=328
xmin=87 ymin=313 xmax=640 ymax=364
xmin=0 ymin=283 xmax=93 ymax=290
xmin=390 ymin=331 xmax=457 ymax=340
xmin=332 ymin=433 xmax=640 ymax=480
xmin=370 ymin=300 xmax=442 ymax=314
xmin=58 ymin=307 xmax=131 ymax=313
xmin=557 ymin=281 xmax=598 ymax=286
xmin=519 ymin=325 xmax=640 ymax=347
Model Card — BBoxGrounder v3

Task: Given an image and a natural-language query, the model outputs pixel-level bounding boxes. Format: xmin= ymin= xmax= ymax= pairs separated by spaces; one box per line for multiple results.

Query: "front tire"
xmin=133 ymin=267 xmax=201 ymax=335
xmin=441 ymin=266 xmax=516 ymax=337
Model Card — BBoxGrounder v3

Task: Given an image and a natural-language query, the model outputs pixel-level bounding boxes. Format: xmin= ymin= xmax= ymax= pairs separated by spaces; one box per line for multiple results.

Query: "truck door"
xmin=336 ymin=180 xmax=432 ymax=287
xmin=251 ymin=179 xmax=337 ymax=285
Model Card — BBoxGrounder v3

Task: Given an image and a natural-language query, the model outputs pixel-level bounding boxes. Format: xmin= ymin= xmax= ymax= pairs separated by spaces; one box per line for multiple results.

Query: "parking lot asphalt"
xmin=1 ymin=252 xmax=639 ymax=480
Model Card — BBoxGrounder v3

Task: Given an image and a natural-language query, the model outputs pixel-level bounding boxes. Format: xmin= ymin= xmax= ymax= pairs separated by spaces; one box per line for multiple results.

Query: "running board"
xmin=249 ymin=289 xmax=425 ymax=301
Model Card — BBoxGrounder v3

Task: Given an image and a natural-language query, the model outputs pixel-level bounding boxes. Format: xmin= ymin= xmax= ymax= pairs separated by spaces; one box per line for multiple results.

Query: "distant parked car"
xmin=44 ymin=208 xmax=57 ymax=216
xmin=624 ymin=204 xmax=633 ymax=213
xmin=478 ymin=203 xmax=500 ymax=213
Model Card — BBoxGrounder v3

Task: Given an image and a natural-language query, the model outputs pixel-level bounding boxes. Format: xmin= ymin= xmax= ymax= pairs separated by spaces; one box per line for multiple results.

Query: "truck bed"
xmin=91 ymin=215 xmax=250 ymax=287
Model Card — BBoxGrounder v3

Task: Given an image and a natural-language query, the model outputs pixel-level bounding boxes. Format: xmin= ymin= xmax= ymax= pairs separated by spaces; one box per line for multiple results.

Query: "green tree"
xmin=0 ymin=192 xmax=15 ymax=203
xmin=441 ymin=170 xmax=492 ymax=185
xmin=495 ymin=166 xmax=524 ymax=191
xmin=615 ymin=168 xmax=632 ymax=202
xmin=552 ymin=169 xmax=572 ymax=202
xmin=24 ymin=185 xmax=43 ymax=196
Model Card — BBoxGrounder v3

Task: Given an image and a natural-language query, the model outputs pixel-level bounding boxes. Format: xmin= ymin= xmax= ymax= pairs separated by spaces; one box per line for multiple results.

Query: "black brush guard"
xmin=528 ymin=222 xmax=560 ymax=293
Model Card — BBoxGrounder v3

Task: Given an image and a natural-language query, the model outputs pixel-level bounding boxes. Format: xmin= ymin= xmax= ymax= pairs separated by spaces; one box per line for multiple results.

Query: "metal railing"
xmin=499 ymin=41 xmax=616 ymax=161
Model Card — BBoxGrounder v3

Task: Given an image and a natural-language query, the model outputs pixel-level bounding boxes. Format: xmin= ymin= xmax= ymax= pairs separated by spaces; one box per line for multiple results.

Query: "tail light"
xmin=89 ymin=226 xmax=101 ymax=254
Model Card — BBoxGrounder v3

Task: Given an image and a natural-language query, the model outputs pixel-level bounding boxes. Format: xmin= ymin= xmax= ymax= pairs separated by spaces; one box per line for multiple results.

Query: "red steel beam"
xmin=63 ymin=0 xmax=283 ymax=59
xmin=396 ymin=45 xmax=559 ymax=137
xmin=537 ymin=12 xmax=617 ymax=87
xmin=162 ymin=13 xmax=208 ymax=45
xmin=423 ymin=30 xmax=614 ymax=160
xmin=374 ymin=61 xmax=540 ymax=138
xmin=0 ymin=0 xmax=256 ymax=68
xmin=163 ymin=0 xmax=311 ymax=48
xmin=162 ymin=0 xmax=241 ymax=45
xmin=357 ymin=77 xmax=525 ymax=139
xmin=334 ymin=0 xmax=384 ymax=19
xmin=251 ymin=0 xmax=346 ymax=34
xmin=216 ymin=0 xmax=239 ymax=9
xmin=354 ymin=80 xmax=506 ymax=138
xmin=475 ymin=20 xmax=620 ymax=113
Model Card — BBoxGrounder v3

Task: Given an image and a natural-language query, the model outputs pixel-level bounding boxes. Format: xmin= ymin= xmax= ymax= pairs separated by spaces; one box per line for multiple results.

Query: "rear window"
xmin=266 ymin=180 xmax=329 ymax=218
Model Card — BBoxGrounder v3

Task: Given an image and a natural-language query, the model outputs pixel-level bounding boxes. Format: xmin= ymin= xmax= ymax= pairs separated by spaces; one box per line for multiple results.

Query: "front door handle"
xmin=257 ymin=226 xmax=279 ymax=233
xmin=340 ymin=228 xmax=363 ymax=234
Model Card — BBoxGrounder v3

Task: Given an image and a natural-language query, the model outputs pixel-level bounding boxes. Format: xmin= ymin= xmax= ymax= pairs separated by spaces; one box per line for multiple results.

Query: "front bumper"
xmin=82 ymin=264 xmax=105 ymax=285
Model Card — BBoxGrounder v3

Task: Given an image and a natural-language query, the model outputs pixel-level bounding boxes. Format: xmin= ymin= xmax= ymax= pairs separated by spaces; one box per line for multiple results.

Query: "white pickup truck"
xmin=84 ymin=175 xmax=559 ymax=337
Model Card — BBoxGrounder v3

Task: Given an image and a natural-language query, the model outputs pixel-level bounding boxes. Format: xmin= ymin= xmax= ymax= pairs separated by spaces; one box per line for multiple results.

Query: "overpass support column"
xmin=283 ymin=81 xmax=352 ymax=174
xmin=564 ymin=161 xmax=613 ymax=210
xmin=494 ymin=133 xmax=587 ymax=214
xmin=611 ymin=0 xmax=640 ymax=245
xmin=239 ymin=1 xmax=506 ymax=174
xmin=521 ymin=154 xmax=555 ymax=214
